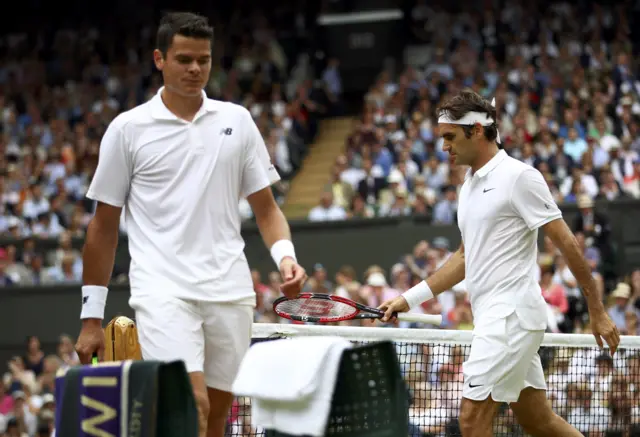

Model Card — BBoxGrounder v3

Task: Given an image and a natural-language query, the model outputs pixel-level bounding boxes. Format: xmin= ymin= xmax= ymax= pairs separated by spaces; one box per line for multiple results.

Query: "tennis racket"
xmin=273 ymin=293 xmax=443 ymax=324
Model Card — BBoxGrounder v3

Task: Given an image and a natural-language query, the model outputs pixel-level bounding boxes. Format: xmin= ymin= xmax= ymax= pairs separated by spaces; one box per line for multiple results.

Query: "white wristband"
xmin=81 ymin=285 xmax=108 ymax=320
xmin=270 ymin=239 xmax=297 ymax=267
xmin=402 ymin=281 xmax=434 ymax=310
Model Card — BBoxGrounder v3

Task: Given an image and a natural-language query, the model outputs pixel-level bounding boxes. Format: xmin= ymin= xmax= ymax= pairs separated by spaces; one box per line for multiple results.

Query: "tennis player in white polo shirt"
xmin=74 ymin=12 xmax=307 ymax=437
xmin=380 ymin=90 xmax=619 ymax=437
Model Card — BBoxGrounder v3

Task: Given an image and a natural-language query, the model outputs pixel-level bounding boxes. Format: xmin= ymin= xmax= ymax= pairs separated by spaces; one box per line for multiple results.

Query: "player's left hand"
xmin=590 ymin=309 xmax=621 ymax=355
xmin=279 ymin=257 xmax=307 ymax=298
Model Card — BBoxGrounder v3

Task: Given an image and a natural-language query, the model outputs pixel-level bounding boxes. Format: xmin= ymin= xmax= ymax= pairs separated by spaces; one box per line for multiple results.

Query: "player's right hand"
xmin=279 ymin=257 xmax=307 ymax=299
xmin=589 ymin=309 xmax=620 ymax=355
xmin=378 ymin=296 xmax=410 ymax=322
xmin=75 ymin=319 xmax=105 ymax=364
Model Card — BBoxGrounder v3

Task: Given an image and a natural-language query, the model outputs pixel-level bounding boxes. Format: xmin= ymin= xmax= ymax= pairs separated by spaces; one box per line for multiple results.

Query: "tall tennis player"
xmin=74 ymin=12 xmax=307 ymax=437
xmin=379 ymin=90 xmax=620 ymax=437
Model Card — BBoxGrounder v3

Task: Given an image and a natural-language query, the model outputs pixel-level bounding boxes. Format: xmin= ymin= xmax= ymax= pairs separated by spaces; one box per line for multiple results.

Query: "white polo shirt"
xmin=457 ymin=150 xmax=562 ymax=330
xmin=86 ymin=87 xmax=280 ymax=305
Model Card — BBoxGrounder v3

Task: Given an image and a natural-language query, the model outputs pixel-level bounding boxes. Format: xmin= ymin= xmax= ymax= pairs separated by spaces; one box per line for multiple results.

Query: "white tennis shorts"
xmin=129 ymin=294 xmax=253 ymax=392
xmin=462 ymin=311 xmax=546 ymax=403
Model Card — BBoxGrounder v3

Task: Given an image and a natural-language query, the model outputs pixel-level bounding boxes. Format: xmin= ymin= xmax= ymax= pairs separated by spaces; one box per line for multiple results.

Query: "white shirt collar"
xmin=473 ymin=149 xmax=507 ymax=178
xmin=150 ymin=86 xmax=218 ymax=121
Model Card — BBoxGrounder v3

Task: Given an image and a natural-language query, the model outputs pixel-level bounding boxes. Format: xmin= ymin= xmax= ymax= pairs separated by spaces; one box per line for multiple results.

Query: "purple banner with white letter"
xmin=77 ymin=364 xmax=125 ymax=437
xmin=55 ymin=362 xmax=128 ymax=437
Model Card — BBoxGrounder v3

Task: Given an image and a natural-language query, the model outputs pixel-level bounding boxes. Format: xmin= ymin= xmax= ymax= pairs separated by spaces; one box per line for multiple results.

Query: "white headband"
xmin=438 ymin=98 xmax=501 ymax=144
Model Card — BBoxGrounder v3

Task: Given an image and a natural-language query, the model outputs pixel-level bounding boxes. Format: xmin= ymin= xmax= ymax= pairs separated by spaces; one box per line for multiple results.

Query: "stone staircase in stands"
xmin=282 ymin=117 xmax=354 ymax=219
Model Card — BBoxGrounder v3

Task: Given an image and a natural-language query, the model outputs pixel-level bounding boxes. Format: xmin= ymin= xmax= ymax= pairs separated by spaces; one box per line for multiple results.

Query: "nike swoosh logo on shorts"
xmin=469 ymin=383 xmax=483 ymax=388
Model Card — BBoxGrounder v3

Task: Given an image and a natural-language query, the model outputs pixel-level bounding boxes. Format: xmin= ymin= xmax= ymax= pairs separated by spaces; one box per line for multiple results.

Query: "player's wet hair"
xmin=156 ymin=12 xmax=214 ymax=56
xmin=436 ymin=89 xmax=499 ymax=144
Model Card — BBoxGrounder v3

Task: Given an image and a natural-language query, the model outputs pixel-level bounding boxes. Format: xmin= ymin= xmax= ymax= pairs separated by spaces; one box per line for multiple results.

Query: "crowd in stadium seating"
xmin=309 ymin=1 xmax=640 ymax=223
xmin=3 ymin=0 xmax=640 ymax=436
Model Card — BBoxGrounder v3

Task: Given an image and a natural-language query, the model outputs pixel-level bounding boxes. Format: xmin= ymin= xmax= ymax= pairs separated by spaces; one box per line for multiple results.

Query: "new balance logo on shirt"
xmin=220 ymin=128 xmax=233 ymax=135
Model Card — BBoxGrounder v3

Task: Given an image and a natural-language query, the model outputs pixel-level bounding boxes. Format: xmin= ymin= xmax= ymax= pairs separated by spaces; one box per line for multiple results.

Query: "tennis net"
xmin=227 ymin=323 xmax=640 ymax=437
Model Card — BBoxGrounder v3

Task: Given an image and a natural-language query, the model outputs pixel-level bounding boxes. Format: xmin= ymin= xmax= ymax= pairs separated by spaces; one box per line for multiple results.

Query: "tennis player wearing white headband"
xmin=379 ymin=90 xmax=619 ymax=437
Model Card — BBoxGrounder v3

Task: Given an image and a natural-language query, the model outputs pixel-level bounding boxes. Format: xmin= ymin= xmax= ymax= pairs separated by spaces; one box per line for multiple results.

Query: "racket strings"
xmin=276 ymin=298 xmax=356 ymax=319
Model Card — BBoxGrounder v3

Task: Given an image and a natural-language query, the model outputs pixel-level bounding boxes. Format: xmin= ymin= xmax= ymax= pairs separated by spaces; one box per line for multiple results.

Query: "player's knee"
xmin=459 ymin=403 xmax=490 ymax=436
xmin=518 ymin=411 xmax=558 ymax=436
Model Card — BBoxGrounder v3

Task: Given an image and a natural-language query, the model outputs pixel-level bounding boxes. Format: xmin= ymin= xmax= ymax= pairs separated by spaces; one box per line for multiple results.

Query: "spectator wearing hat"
xmin=361 ymin=271 xmax=400 ymax=312
xmin=378 ymin=169 xmax=406 ymax=210
xmin=39 ymin=393 xmax=55 ymax=414
xmin=607 ymin=283 xmax=634 ymax=332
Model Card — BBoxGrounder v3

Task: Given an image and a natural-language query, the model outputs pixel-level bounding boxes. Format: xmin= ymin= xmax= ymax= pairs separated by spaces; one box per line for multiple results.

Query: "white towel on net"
xmin=232 ymin=336 xmax=352 ymax=436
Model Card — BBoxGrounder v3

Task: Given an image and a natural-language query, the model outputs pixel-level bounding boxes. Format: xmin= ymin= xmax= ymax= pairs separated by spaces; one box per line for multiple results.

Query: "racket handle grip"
xmin=395 ymin=312 xmax=443 ymax=325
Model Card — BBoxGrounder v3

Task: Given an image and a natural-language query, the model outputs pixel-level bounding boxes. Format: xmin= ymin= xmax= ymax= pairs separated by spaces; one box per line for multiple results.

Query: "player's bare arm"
xmin=379 ymin=242 xmax=465 ymax=321
xmin=543 ymin=218 xmax=620 ymax=354
xmin=75 ymin=202 xmax=122 ymax=363
xmin=247 ymin=186 xmax=307 ymax=298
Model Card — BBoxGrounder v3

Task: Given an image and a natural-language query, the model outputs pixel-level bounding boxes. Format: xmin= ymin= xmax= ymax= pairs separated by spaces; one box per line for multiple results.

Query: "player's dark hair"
xmin=156 ymin=12 xmax=214 ymax=56
xmin=436 ymin=89 xmax=499 ymax=144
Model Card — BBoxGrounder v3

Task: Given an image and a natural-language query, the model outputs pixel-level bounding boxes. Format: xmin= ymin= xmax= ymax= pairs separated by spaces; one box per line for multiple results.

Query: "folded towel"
xmin=232 ymin=336 xmax=352 ymax=436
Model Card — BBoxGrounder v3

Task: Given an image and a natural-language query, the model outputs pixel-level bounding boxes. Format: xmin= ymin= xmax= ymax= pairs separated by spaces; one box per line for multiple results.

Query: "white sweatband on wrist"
xmin=402 ymin=281 xmax=434 ymax=310
xmin=81 ymin=285 xmax=108 ymax=320
xmin=270 ymin=239 xmax=297 ymax=267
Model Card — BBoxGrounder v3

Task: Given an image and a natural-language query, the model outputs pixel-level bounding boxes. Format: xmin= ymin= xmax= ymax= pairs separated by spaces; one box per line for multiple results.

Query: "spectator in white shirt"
xmin=560 ymin=165 xmax=598 ymax=199
xmin=22 ymin=184 xmax=50 ymax=220
xmin=307 ymin=191 xmax=347 ymax=222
